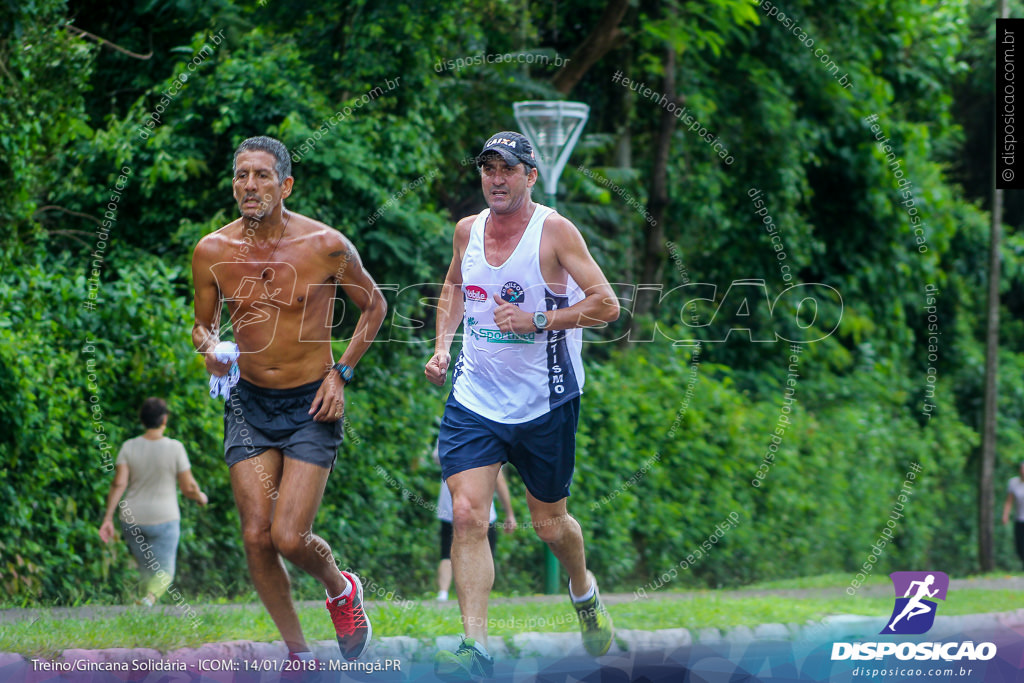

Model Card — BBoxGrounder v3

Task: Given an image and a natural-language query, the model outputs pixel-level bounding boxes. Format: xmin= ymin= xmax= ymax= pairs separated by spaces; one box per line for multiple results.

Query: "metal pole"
xmin=544 ymin=189 xmax=561 ymax=596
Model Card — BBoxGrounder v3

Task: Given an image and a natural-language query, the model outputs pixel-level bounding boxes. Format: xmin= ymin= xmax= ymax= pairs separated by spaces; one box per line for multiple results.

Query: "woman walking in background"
xmin=1003 ymin=461 xmax=1024 ymax=571
xmin=99 ymin=397 xmax=207 ymax=605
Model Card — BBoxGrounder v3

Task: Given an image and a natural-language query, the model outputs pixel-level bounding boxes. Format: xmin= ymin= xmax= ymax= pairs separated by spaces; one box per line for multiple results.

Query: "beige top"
xmin=116 ymin=436 xmax=191 ymax=525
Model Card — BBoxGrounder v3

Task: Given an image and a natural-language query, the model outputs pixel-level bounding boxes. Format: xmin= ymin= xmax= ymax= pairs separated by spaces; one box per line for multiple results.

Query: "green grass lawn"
xmin=4 ymin=579 xmax=1021 ymax=659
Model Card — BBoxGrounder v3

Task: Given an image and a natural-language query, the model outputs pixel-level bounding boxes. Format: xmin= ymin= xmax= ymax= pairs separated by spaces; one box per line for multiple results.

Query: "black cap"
xmin=476 ymin=131 xmax=537 ymax=169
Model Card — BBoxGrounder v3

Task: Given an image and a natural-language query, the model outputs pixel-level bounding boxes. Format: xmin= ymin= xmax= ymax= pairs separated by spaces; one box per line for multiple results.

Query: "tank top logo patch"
xmin=467 ymin=316 xmax=536 ymax=345
xmin=465 ymin=285 xmax=488 ymax=302
xmin=500 ymin=281 xmax=525 ymax=305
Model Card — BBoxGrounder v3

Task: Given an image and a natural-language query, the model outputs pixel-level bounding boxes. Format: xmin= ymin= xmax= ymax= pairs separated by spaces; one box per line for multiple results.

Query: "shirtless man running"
xmin=191 ymin=135 xmax=387 ymax=662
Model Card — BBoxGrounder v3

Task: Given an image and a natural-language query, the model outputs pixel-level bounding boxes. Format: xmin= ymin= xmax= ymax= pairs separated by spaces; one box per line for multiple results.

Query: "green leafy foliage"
xmin=2 ymin=0 xmax=1023 ymax=607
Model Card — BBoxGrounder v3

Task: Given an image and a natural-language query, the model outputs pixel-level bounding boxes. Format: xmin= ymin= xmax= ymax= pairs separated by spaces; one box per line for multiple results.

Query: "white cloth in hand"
xmin=208 ymin=341 xmax=240 ymax=400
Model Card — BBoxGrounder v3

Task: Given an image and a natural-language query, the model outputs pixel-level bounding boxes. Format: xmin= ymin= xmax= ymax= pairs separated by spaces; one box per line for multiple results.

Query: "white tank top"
xmin=451 ymin=204 xmax=585 ymax=423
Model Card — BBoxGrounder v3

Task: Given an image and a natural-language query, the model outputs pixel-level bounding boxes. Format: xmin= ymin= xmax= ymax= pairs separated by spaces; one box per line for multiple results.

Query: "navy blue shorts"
xmin=438 ymin=394 xmax=580 ymax=503
xmin=223 ymin=378 xmax=343 ymax=470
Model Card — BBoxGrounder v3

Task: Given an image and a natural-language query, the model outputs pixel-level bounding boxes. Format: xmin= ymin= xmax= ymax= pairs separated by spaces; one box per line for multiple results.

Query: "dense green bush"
xmin=0 ymin=252 xmax=1008 ymax=605
xmin=5 ymin=0 xmax=1024 ymax=610
xmin=0 ymin=248 xmax=239 ymax=603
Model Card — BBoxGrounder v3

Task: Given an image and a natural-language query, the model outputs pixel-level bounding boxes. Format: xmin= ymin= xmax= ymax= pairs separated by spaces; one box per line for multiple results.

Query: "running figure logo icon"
xmin=881 ymin=571 xmax=949 ymax=635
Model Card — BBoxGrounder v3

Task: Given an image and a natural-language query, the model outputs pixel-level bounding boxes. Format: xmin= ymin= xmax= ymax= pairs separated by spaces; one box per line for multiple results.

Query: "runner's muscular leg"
xmin=230 ymin=449 xmax=308 ymax=652
xmin=270 ymin=456 xmax=347 ymax=597
xmin=526 ymin=491 xmax=590 ymax=597
xmin=447 ymin=462 xmax=501 ymax=644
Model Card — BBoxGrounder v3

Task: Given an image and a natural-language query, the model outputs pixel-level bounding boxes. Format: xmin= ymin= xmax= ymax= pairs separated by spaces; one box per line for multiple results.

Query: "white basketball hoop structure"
xmin=513 ymin=101 xmax=590 ymax=198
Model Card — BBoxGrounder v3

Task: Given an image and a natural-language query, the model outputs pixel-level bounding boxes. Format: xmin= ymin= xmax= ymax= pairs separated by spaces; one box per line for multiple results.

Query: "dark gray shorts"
xmin=223 ymin=378 xmax=342 ymax=470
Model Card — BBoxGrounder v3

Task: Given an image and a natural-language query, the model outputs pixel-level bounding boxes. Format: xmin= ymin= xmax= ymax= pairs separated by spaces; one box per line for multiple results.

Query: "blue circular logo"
xmin=501 ymin=281 xmax=525 ymax=305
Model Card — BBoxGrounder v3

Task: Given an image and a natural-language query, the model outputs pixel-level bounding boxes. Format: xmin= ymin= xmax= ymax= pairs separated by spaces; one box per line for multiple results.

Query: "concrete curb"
xmin=4 ymin=608 xmax=1022 ymax=667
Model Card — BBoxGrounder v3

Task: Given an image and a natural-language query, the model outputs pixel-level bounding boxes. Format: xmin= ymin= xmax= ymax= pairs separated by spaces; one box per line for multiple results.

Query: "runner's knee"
xmin=451 ymin=502 xmax=491 ymax=539
xmin=532 ymin=514 xmax=566 ymax=544
xmin=270 ymin=525 xmax=309 ymax=559
xmin=240 ymin=523 xmax=273 ymax=552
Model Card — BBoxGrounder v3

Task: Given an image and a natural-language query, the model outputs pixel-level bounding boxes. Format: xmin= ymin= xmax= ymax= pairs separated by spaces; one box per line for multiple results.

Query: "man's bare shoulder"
xmin=453 ymin=213 xmax=479 ymax=250
xmin=287 ymin=212 xmax=352 ymax=255
xmin=542 ymin=211 xmax=581 ymax=239
xmin=542 ymin=212 xmax=589 ymax=255
xmin=193 ymin=218 xmax=244 ymax=261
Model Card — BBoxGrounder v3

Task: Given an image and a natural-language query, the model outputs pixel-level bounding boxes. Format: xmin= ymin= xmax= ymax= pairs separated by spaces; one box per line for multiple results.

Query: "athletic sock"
xmin=290 ymin=651 xmax=315 ymax=661
xmin=327 ymin=575 xmax=352 ymax=602
xmin=437 ymin=590 xmax=448 ymax=601
xmin=569 ymin=577 xmax=595 ymax=603
xmin=467 ymin=638 xmax=490 ymax=655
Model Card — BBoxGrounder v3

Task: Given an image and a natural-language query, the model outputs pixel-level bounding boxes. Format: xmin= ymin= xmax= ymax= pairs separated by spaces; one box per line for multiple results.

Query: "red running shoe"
xmin=326 ymin=571 xmax=372 ymax=660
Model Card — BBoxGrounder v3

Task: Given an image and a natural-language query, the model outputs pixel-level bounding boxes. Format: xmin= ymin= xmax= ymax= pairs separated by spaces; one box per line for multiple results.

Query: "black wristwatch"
xmin=332 ymin=362 xmax=354 ymax=385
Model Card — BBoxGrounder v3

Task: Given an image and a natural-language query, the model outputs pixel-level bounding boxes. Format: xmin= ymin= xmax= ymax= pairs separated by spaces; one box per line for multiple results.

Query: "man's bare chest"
xmin=212 ymin=261 xmax=332 ymax=312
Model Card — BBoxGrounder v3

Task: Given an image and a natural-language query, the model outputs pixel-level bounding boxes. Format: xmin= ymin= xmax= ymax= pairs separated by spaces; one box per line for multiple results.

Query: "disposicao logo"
xmin=882 ymin=571 xmax=948 ymax=635
xmin=831 ymin=571 xmax=997 ymax=663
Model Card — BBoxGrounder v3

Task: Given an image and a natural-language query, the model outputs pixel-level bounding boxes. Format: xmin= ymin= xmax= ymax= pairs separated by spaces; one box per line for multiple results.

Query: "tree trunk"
xmin=980 ymin=0 xmax=1008 ymax=574
xmin=616 ymin=39 xmax=634 ymax=289
xmin=632 ymin=45 xmax=676 ymax=319
xmin=981 ymin=176 xmax=1001 ymax=574
xmin=550 ymin=0 xmax=630 ymax=95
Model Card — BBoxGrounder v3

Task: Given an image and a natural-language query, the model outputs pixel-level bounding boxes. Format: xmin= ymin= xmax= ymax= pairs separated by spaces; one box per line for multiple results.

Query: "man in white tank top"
xmin=425 ymin=131 xmax=621 ymax=678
